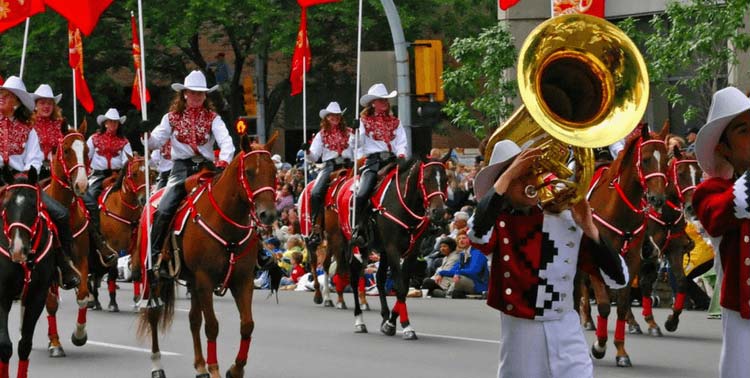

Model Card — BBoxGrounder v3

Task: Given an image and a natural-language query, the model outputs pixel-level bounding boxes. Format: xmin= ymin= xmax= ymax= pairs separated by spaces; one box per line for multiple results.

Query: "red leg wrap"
xmin=674 ymin=292 xmax=686 ymax=311
xmin=134 ymin=281 xmax=141 ymax=297
xmin=596 ymin=315 xmax=608 ymax=339
xmin=641 ymin=296 xmax=653 ymax=317
xmin=206 ymin=341 xmax=218 ymax=365
xmin=17 ymin=360 xmax=29 ymax=378
xmin=397 ymin=300 xmax=409 ymax=324
xmin=358 ymin=277 xmax=365 ymax=292
xmin=615 ymin=319 xmax=626 ymax=342
xmin=235 ymin=338 xmax=251 ymax=363
xmin=108 ymin=280 xmax=116 ymax=294
xmin=333 ymin=274 xmax=348 ymax=294
xmin=77 ymin=307 xmax=87 ymax=325
xmin=0 ymin=361 xmax=8 ymax=378
xmin=47 ymin=315 xmax=58 ymax=337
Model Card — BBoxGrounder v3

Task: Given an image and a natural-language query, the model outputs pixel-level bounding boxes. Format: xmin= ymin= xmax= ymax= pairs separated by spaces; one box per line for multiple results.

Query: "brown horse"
xmin=136 ymin=134 xmax=277 ymax=378
xmin=582 ymin=124 xmax=669 ymax=367
xmin=299 ymin=167 xmax=371 ymax=310
xmin=41 ymin=124 xmax=92 ymax=358
xmin=630 ymin=147 xmax=700 ymax=336
xmin=334 ymin=152 xmax=450 ymax=338
xmin=87 ymin=155 xmax=152 ymax=313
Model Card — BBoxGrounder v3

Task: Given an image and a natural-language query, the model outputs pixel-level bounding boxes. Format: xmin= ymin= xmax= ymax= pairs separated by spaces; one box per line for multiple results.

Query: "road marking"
xmin=88 ymin=341 xmax=182 ymax=356
xmin=399 ymin=331 xmax=499 ymax=344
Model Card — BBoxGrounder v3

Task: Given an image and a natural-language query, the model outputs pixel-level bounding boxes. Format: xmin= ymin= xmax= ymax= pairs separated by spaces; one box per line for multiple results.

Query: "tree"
xmin=619 ymin=0 xmax=750 ymax=126
xmin=441 ymin=22 xmax=517 ymax=145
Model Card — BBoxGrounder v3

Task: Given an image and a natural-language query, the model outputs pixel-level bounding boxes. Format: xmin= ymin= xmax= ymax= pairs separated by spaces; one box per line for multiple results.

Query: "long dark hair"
xmin=97 ymin=119 xmax=126 ymax=137
xmin=319 ymin=113 xmax=348 ymax=132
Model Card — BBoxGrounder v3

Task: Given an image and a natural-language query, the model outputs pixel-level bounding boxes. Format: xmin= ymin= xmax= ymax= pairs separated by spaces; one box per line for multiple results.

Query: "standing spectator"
xmin=206 ymin=53 xmax=232 ymax=87
xmin=685 ymin=127 xmax=699 ymax=153
xmin=692 ymin=86 xmax=750 ymax=378
xmin=422 ymin=237 xmax=460 ymax=297
xmin=468 ymin=139 xmax=628 ymax=378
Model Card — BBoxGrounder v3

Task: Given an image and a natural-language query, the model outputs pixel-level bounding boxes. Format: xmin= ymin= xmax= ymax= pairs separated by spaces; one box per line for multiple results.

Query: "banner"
xmin=289 ymin=7 xmax=311 ymax=96
xmin=498 ymin=0 xmax=521 ymax=11
xmin=45 ymin=0 xmax=113 ymax=36
xmin=0 ymin=0 xmax=45 ymax=33
xmin=552 ymin=0 xmax=605 ymax=18
xmin=130 ymin=14 xmax=150 ymax=110
xmin=68 ymin=24 xmax=94 ymax=112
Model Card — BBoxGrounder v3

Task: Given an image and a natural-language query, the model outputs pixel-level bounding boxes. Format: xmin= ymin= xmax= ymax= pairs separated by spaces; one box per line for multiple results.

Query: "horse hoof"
xmin=380 ymin=321 xmax=396 ymax=336
xmin=354 ymin=324 xmax=368 ymax=334
xmin=361 ymin=303 xmax=371 ymax=311
xmin=648 ymin=325 xmax=663 ymax=337
xmin=628 ymin=323 xmax=643 ymax=335
xmin=323 ymin=300 xmax=334 ymax=308
xmin=665 ymin=315 xmax=679 ymax=332
xmin=108 ymin=302 xmax=120 ymax=312
xmin=313 ymin=295 xmax=323 ymax=305
xmin=89 ymin=301 xmax=102 ymax=311
xmin=48 ymin=345 xmax=66 ymax=358
xmin=336 ymin=302 xmax=347 ymax=310
xmin=591 ymin=343 xmax=606 ymax=359
xmin=616 ymin=355 xmax=633 ymax=368
xmin=71 ymin=332 xmax=87 ymax=347
xmin=151 ymin=369 xmax=167 ymax=378
xmin=582 ymin=321 xmax=595 ymax=331
xmin=402 ymin=330 xmax=418 ymax=340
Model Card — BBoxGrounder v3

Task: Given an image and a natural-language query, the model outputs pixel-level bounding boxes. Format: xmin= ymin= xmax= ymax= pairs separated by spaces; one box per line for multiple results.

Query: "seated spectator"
xmin=277 ymin=234 xmax=308 ymax=273
xmin=449 ymin=211 xmax=469 ymax=238
xmin=422 ymin=237 xmax=460 ymax=298
xmin=443 ymin=233 xmax=488 ymax=298
xmin=280 ymin=251 xmax=306 ymax=290
xmin=275 ymin=183 xmax=295 ymax=213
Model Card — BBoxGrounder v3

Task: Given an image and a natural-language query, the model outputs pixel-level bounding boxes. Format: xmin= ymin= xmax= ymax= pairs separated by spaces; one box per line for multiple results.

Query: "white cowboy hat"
xmin=359 ymin=83 xmax=397 ymax=107
xmin=96 ymin=108 xmax=127 ymax=126
xmin=32 ymin=84 xmax=62 ymax=104
xmin=0 ymin=76 xmax=35 ymax=111
xmin=319 ymin=101 xmax=347 ymax=119
xmin=171 ymin=70 xmax=218 ymax=93
xmin=473 ymin=140 xmax=522 ymax=200
xmin=271 ymin=154 xmax=283 ymax=170
xmin=695 ymin=86 xmax=750 ymax=179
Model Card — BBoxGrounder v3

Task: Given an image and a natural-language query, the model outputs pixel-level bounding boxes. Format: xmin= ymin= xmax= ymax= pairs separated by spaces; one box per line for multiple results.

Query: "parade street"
xmin=5 ymin=285 xmax=722 ymax=378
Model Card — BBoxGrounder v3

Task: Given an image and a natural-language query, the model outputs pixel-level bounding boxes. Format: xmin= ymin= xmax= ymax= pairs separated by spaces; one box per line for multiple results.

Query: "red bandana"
xmin=361 ymin=113 xmax=400 ymax=145
xmin=321 ymin=127 xmax=350 ymax=155
xmin=33 ymin=117 xmax=64 ymax=159
xmin=0 ymin=116 xmax=32 ymax=165
xmin=168 ymin=107 xmax=215 ymax=154
xmin=160 ymin=140 xmax=172 ymax=160
xmin=92 ymin=131 xmax=128 ymax=169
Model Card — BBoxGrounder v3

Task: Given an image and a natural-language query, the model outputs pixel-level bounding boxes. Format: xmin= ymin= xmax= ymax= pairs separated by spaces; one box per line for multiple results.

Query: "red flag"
xmin=0 ymin=0 xmax=45 ymax=33
xmin=44 ymin=0 xmax=112 ymax=36
xmin=297 ymin=0 xmax=341 ymax=6
xmin=499 ymin=0 xmax=521 ymax=10
xmin=130 ymin=14 xmax=150 ymax=111
xmin=289 ymin=7 xmax=311 ymax=96
xmin=552 ymin=0 xmax=605 ymax=18
xmin=68 ymin=24 xmax=94 ymax=112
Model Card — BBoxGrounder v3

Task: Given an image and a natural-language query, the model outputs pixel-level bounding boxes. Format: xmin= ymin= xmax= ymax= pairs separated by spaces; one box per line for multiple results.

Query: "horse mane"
xmin=397 ymin=157 xmax=420 ymax=174
xmin=110 ymin=165 xmax=127 ymax=191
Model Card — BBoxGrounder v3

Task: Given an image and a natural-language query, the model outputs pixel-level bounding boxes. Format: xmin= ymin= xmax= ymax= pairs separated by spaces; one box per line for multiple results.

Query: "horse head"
xmin=120 ymin=154 xmax=150 ymax=206
xmin=421 ymin=150 xmax=451 ymax=224
xmin=1 ymin=167 xmax=41 ymax=264
xmin=55 ymin=122 xmax=88 ymax=197
xmin=611 ymin=123 xmax=668 ymax=211
xmin=669 ymin=146 xmax=701 ymax=219
xmin=237 ymin=133 xmax=278 ymax=226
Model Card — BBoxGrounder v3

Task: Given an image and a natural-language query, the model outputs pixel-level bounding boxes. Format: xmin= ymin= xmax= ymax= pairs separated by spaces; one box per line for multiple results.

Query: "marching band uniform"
xmin=82 ymin=108 xmax=132 ymax=265
xmin=305 ymin=102 xmax=354 ymax=228
xmin=351 ymin=84 xmax=407 ymax=246
xmin=468 ymin=140 xmax=628 ymax=378
xmin=147 ymin=70 xmax=235 ymax=277
xmin=692 ymin=86 xmax=750 ymax=378
xmin=0 ymin=78 xmax=80 ymax=289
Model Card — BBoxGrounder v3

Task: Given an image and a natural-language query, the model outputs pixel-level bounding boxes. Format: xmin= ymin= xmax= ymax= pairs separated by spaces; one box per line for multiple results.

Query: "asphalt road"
xmin=2 ymin=284 xmax=722 ymax=377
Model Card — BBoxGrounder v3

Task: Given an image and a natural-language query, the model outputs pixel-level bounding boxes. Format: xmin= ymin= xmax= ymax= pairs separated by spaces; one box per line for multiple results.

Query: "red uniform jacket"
xmin=693 ymin=175 xmax=750 ymax=318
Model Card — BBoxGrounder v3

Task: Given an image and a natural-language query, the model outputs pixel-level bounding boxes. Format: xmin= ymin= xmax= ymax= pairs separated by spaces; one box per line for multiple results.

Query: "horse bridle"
xmin=0 ymin=183 xmax=44 ymax=256
xmin=100 ymin=158 xmax=147 ymax=226
xmin=50 ymin=133 xmax=87 ymax=192
xmin=668 ymin=157 xmax=699 ymax=204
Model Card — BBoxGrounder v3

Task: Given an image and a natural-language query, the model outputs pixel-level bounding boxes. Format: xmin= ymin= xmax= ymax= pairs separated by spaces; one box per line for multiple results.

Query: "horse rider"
xmin=30 ymin=84 xmax=66 ymax=178
xmin=303 ymin=101 xmax=354 ymax=243
xmin=82 ymin=108 xmax=131 ymax=267
xmin=0 ymin=77 xmax=80 ymax=289
xmin=147 ymin=70 xmax=235 ymax=279
xmin=351 ymin=83 xmax=407 ymax=247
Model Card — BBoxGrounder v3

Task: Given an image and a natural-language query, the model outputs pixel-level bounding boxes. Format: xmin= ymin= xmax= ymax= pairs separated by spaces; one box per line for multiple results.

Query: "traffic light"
xmin=243 ymin=76 xmax=257 ymax=117
xmin=414 ymin=39 xmax=444 ymax=102
xmin=416 ymin=101 xmax=442 ymax=127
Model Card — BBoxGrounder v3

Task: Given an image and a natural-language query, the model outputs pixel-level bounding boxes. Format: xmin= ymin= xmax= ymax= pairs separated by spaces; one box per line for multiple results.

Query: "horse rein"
xmin=668 ymin=158 xmax=698 ymax=204
xmin=99 ymin=158 xmax=147 ymax=227
xmin=0 ymin=183 xmax=53 ymax=263
xmin=50 ymin=132 xmax=87 ymax=192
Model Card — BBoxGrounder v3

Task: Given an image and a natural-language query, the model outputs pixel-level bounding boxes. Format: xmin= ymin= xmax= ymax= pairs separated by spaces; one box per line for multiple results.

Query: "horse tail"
xmin=136 ymin=279 xmax=176 ymax=340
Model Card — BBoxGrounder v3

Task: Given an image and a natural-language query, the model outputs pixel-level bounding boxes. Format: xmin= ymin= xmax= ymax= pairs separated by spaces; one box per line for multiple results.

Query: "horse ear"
xmin=673 ymin=145 xmax=682 ymax=159
xmin=27 ymin=167 xmax=38 ymax=185
xmin=660 ymin=119 xmax=670 ymax=140
xmin=78 ymin=118 xmax=87 ymax=135
xmin=440 ymin=149 xmax=452 ymax=163
xmin=264 ymin=131 xmax=279 ymax=151
xmin=640 ymin=122 xmax=650 ymax=140
xmin=240 ymin=134 xmax=251 ymax=152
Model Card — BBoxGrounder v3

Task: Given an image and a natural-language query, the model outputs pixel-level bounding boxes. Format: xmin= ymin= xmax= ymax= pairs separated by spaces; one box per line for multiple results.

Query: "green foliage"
xmin=442 ymin=22 xmax=517 ymax=140
xmin=619 ymin=0 xmax=750 ymax=125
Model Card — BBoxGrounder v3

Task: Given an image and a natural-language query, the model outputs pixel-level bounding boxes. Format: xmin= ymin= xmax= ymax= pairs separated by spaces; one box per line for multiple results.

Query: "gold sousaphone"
xmin=485 ymin=13 xmax=649 ymax=212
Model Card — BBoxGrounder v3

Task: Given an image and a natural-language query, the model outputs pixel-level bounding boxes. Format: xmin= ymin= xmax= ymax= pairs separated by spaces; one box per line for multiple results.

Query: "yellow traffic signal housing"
xmin=243 ymin=76 xmax=257 ymax=117
xmin=414 ymin=39 xmax=444 ymax=102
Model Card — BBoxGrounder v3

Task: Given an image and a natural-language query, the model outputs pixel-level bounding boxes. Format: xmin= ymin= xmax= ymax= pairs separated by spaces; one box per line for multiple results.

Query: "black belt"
xmin=368 ymin=151 xmax=394 ymax=161
xmin=92 ymin=169 xmax=112 ymax=176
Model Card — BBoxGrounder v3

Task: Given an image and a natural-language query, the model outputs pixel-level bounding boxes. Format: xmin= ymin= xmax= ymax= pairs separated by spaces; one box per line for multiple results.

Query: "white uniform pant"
xmin=498 ymin=311 xmax=592 ymax=378
xmin=720 ymin=308 xmax=750 ymax=378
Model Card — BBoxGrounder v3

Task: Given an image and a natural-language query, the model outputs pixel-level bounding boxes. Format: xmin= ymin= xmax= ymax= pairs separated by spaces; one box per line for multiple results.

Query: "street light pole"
xmin=380 ymin=0 xmax=412 ymax=157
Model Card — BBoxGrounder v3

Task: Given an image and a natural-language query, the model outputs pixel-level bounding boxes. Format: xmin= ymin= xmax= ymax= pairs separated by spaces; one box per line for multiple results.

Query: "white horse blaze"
xmin=71 ymin=140 xmax=87 ymax=189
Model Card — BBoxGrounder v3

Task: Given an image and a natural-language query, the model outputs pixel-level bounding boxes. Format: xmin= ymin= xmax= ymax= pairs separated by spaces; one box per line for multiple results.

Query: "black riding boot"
xmin=89 ymin=209 xmax=118 ymax=267
xmin=148 ymin=210 xmax=173 ymax=279
xmin=56 ymin=227 xmax=81 ymax=290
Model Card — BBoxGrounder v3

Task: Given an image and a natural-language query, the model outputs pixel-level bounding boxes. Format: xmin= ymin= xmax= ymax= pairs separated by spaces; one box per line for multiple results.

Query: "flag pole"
xmin=137 ymin=1 xmax=148 ymax=120
xmin=19 ymin=18 xmax=30 ymax=79
xmin=72 ymin=68 xmax=78 ymax=130
xmin=302 ymin=54 xmax=309 ymax=213
xmin=350 ymin=0 xmax=364 ymax=232
xmin=143 ymin=133 xmax=151 ymax=270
